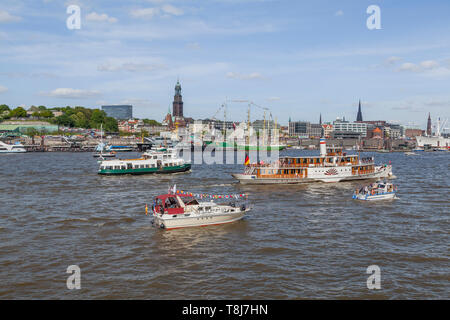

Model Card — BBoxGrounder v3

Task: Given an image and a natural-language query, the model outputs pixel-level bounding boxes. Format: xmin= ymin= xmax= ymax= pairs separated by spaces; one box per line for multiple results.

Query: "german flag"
xmin=244 ymin=154 xmax=250 ymax=166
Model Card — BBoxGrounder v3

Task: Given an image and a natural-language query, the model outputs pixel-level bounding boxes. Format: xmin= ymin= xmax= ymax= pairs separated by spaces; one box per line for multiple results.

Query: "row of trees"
xmin=0 ymin=104 xmax=118 ymax=132
xmin=52 ymin=106 xmax=118 ymax=132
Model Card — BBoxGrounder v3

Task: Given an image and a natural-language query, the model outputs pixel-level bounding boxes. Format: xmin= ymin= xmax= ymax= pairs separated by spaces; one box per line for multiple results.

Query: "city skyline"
xmin=0 ymin=0 xmax=449 ymax=128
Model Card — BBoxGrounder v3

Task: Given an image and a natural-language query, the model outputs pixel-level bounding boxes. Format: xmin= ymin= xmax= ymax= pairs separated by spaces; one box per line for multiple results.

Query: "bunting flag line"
xmin=175 ymin=189 xmax=248 ymax=199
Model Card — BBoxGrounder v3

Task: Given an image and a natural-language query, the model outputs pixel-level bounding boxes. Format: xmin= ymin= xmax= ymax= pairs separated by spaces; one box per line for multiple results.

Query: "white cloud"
xmin=41 ymin=88 xmax=102 ymax=99
xmin=385 ymin=56 xmax=402 ymax=65
xmin=162 ymin=4 xmax=184 ymax=16
xmin=130 ymin=4 xmax=184 ymax=19
xmin=186 ymin=42 xmax=200 ymax=50
xmin=334 ymin=10 xmax=344 ymax=17
xmin=396 ymin=59 xmax=448 ymax=76
xmin=0 ymin=85 xmax=8 ymax=93
xmin=97 ymin=62 xmax=166 ymax=72
xmin=397 ymin=62 xmax=420 ymax=72
xmin=130 ymin=8 xmax=160 ymax=19
xmin=86 ymin=12 xmax=118 ymax=23
xmin=226 ymin=72 xmax=265 ymax=80
xmin=420 ymin=60 xmax=439 ymax=70
xmin=0 ymin=10 xmax=22 ymax=23
xmin=267 ymin=96 xmax=281 ymax=101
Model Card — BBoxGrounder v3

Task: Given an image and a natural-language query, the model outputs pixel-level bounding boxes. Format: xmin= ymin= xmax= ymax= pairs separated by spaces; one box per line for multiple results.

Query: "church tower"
xmin=356 ymin=100 xmax=363 ymax=122
xmin=426 ymin=113 xmax=432 ymax=136
xmin=172 ymin=80 xmax=184 ymax=118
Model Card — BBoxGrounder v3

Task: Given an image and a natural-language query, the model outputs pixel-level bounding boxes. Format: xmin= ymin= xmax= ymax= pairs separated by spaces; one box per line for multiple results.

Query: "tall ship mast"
xmin=232 ymin=137 xmax=394 ymax=184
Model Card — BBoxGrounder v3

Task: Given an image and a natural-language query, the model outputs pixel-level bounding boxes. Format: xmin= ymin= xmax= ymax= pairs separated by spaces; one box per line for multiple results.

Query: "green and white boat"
xmin=98 ymin=149 xmax=191 ymax=175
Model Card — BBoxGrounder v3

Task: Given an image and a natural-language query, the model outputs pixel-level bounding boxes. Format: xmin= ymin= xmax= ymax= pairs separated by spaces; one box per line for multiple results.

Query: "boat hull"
xmin=153 ymin=211 xmax=245 ymax=230
xmin=98 ymin=164 xmax=191 ymax=175
xmin=0 ymin=150 xmax=26 ymax=153
xmin=352 ymin=192 xmax=396 ymax=201
xmin=232 ymin=165 xmax=393 ymax=184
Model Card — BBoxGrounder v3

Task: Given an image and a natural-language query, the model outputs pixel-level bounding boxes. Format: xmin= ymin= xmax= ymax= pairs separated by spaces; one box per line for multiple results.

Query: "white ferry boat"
xmin=98 ymin=148 xmax=191 ymax=175
xmin=0 ymin=141 xmax=26 ymax=153
xmin=353 ymin=181 xmax=397 ymax=201
xmin=150 ymin=192 xmax=249 ymax=230
xmin=232 ymin=138 xmax=394 ymax=184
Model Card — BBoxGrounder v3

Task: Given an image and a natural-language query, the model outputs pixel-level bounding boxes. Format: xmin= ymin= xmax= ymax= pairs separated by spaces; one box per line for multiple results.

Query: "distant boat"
xmin=0 ymin=141 xmax=26 ymax=153
xmin=93 ymin=124 xmax=117 ymax=158
xmin=404 ymin=151 xmax=417 ymax=156
xmin=109 ymin=145 xmax=134 ymax=152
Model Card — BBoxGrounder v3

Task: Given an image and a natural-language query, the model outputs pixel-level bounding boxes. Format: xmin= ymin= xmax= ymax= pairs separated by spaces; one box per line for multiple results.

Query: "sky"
xmin=0 ymin=0 xmax=449 ymax=129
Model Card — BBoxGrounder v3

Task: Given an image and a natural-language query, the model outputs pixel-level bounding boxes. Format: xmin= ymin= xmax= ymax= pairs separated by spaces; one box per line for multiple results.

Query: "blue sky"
xmin=0 ymin=0 xmax=449 ymax=129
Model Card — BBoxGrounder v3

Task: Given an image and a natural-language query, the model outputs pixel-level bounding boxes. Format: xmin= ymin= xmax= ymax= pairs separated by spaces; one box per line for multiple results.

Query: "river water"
xmin=0 ymin=150 xmax=448 ymax=299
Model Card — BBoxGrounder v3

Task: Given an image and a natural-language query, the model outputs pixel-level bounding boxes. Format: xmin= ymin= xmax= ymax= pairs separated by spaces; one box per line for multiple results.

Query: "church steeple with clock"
xmin=172 ymin=79 xmax=184 ymax=118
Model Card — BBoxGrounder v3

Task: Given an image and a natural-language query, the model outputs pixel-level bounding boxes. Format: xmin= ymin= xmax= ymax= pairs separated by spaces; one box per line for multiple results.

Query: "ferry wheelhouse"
xmin=98 ymin=148 xmax=191 ymax=175
xmin=232 ymin=138 xmax=393 ymax=184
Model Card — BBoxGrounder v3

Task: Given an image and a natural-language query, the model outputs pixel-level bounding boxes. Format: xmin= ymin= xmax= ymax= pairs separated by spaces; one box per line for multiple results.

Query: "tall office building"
xmin=101 ymin=105 xmax=133 ymax=120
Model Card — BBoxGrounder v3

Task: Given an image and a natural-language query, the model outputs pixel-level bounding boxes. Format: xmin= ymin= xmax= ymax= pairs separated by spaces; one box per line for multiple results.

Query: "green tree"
xmin=0 ymin=104 xmax=10 ymax=114
xmin=142 ymin=119 xmax=162 ymax=126
xmin=9 ymin=107 xmax=27 ymax=118
xmin=24 ymin=127 xmax=39 ymax=137
xmin=38 ymin=105 xmax=47 ymax=111
xmin=40 ymin=110 xmax=54 ymax=118
xmin=90 ymin=109 xmax=107 ymax=128
xmin=55 ymin=114 xmax=75 ymax=127
xmin=104 ymin=117 xmax=118 ymax=132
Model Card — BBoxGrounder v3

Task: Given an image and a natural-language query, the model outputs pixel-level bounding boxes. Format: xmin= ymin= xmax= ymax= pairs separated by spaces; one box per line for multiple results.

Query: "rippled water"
xmin=0 ymin=150 xmax=448 ymax=299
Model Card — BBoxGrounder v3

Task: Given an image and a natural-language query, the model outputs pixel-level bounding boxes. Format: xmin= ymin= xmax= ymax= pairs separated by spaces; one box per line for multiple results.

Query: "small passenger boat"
xmin=352 ymin=180 xmax=397 ymax=201
xmin=98 ymin=148 xmax=191 ymax=175
xmin=149 ymin=189 xmax=250 ymax=230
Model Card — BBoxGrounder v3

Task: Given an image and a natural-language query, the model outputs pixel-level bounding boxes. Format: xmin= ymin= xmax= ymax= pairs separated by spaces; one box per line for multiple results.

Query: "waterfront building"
xmin=405 ymin=128 xmax=424 ymax=138
xmin=333 ymin=118 xmax=367 ymax=137
xmin=101 ymin=105 xmax=133 ymax=120
xmin=308 ymin=123 xmax=322 ymax=138
xmin=321 ymin=124 xmax=334 ymax=138
xmin=289 ymin=121 xmax=310 ymax=137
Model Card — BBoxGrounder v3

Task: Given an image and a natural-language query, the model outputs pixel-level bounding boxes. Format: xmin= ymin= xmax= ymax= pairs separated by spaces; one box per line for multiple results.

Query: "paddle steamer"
xmin=232 ymin=138 xmax=394 ymax=184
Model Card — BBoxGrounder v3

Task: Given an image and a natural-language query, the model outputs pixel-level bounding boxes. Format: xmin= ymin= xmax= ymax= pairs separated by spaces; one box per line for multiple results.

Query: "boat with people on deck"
xmin=232 ymin=137 xmax=394 ymax=184
xmin=352 ymin=180 xmax=398 ymax=201
xmin=149 ymin=186 xmax=250 ymax=230
xmin=98 ymin=148 xmax=191 ymax=175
